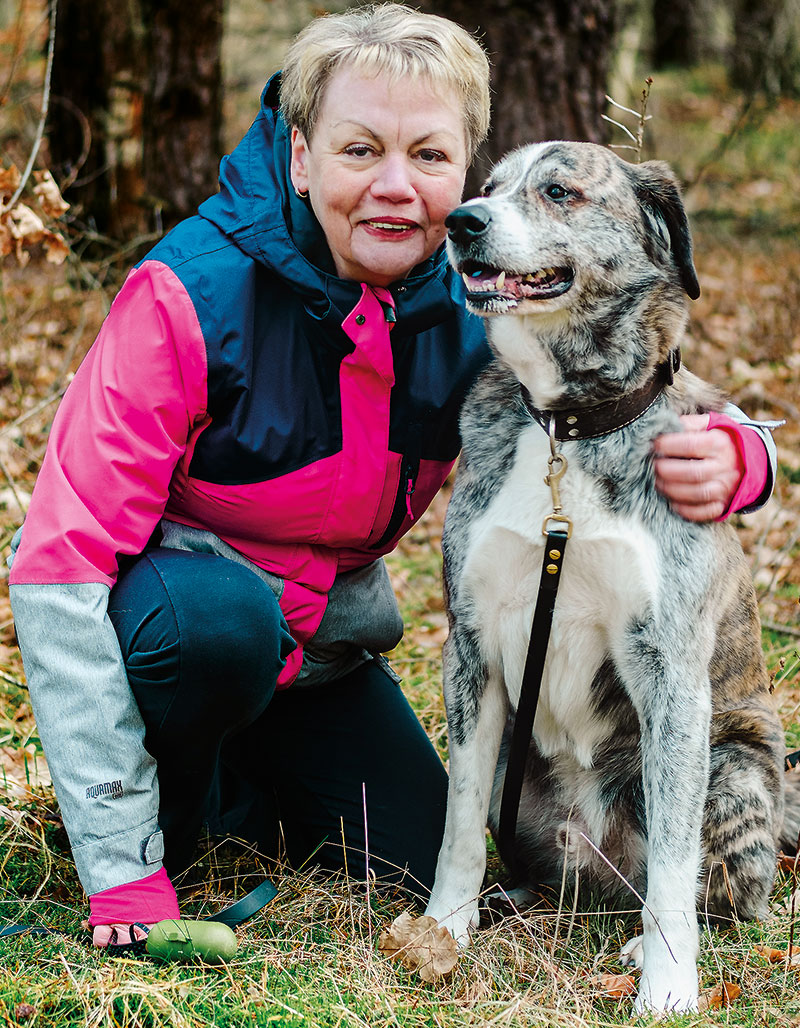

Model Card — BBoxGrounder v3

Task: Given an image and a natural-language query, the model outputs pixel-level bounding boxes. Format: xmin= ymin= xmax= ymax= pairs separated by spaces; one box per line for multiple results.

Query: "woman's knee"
xmin=109 ymin=548 xmax=295 ymax=721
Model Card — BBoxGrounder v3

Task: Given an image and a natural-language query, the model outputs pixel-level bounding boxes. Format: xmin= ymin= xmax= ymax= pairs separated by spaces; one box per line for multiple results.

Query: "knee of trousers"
xmin=108 ymin=548 xmax=296 ymax=727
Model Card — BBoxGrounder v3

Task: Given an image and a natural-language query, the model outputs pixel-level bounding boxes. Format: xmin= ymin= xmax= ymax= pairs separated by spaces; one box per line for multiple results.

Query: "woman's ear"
xmin=289 ymin=127 xmax=310 ymax=195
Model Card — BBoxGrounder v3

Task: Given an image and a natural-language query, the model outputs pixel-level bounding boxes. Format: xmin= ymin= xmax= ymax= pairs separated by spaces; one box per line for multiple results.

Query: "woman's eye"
xmin=544 ymin=183 xmax=570 ymax=200
xmin=417 ymin=149 xmax=447 ymax=163
xmin=344 ymin=144 xmax=375 ymax=158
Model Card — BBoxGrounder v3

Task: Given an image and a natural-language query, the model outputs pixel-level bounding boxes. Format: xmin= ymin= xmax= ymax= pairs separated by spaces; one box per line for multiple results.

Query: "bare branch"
xmin=601 ymin=115 xmax=638 ymax=143
xmin=0 ymin=0 xmax=58 ymax=216
xmin=604 ymin=77 xmax=654 ymax=163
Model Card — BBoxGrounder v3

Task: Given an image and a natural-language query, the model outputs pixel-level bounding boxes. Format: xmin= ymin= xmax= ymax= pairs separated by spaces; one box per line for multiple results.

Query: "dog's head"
xmin=448 ymin=142 xmax=700 ymax=403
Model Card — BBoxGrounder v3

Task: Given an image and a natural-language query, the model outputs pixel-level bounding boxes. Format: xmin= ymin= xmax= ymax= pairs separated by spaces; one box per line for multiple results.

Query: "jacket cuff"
xmin=708 ymin=412 xmax=770 ymax=521
xmin=89 ymin=865 xmax=180 ymax=926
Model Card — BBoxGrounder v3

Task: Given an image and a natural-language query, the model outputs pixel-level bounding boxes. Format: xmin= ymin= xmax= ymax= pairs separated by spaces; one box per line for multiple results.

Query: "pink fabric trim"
xmin=708 ymin=412 xmax=769 ymax=521
xmin=10 ymin=262 xmax=208 ymax=587
xmin=168 ymin=284 xmax=409 ymax=686
xmin=89 ymin=866 xmax=180 ymax=926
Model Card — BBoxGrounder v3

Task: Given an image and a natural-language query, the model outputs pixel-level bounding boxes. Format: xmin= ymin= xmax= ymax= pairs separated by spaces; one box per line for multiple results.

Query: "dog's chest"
xmin=457 ymin=425 xmax=661 ymax=764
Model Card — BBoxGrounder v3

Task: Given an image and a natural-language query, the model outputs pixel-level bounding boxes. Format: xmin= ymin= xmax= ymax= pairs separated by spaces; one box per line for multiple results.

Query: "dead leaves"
xmin=378 ymin=912 xmax=458 ymax=982
xmin=754 ymin=943 xmax=800 ymax=965
xmin=1 ymin=164 xmax=70 ymax=266
xmin=595 ymin=972 xmax=637 ymax=998
xmin=698 ymin=981 xmax=742 ymax=1011
xmin=589 ymin=971 xmax=744 ymax=1010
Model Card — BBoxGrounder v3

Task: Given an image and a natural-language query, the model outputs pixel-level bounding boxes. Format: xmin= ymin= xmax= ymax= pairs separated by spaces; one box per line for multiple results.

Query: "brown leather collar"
xmin=521 ymin=348 xmax=680 ymax=441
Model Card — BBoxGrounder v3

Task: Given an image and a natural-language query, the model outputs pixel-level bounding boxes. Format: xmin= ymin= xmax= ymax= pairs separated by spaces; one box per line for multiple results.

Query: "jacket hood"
xmin=198 ymin=73 xmax=464 ymax=331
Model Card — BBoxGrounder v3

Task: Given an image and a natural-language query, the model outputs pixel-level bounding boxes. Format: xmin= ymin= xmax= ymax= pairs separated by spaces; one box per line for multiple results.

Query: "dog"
xmin=424 ymin=141 xmax=798 ymax=1014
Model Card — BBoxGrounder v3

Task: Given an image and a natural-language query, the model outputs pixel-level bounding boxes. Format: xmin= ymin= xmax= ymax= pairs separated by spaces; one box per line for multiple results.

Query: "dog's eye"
xmin=480 ymin=180 xmax=495 ymax=197
xmin=544 ymin=184 xmax=570 ymax=201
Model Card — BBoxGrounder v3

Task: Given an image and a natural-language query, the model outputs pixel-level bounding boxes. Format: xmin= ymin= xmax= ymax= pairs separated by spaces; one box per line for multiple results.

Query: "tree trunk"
xmin=48 ymin=0 xmax=138 ymax=237
xmin=730 ymin=0 xmax=800 ymax=96
xmin=47 ymin=0 xmax=223 ymax=241
xmin=140 ymin=0 xmax=224 ymax=225
xmin=652 ymin=0 xmax=700 ymax=68
xmin=418 ymin=0 xmax=616 ymax=196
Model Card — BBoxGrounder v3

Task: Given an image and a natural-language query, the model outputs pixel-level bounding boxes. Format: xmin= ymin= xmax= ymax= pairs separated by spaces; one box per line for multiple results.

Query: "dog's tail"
xmin=779 ymin=763 xmax=800 ymax=854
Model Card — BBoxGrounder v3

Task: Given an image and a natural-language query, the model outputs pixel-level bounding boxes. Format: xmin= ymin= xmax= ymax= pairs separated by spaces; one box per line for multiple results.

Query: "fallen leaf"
xmin=378 ymin=911 xmax=458 ymax=982
xmin=14 ymin=1003 xmax=36 ymax=1022
xmin=753 ymin=944 xmax=800 ymax=964
xmin=43 ymin=229 xmax=69 ymax=265
xmin=779 ymin=852 xmax=799 ymax=874
xmin=7 ymin=203 xmax=44 ymax=243
xmin=595 ymin=972 xmax=637 ymax=998
xmin=0 ymin=163 xmax=21 ymax=201
xmin=698 ymin=981 xmax=741 ymax=1011
xmin=32 ymin=170 xmax=69 ymax=218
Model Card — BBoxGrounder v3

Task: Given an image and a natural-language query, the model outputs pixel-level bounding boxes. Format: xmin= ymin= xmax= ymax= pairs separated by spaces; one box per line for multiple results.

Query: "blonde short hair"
xmin=280 ymin=3 xmax=491 ymax=160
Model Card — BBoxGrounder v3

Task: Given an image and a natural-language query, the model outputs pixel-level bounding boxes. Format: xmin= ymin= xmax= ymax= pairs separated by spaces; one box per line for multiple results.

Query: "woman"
xmin=9 ymin=4 xmax=775 ymax=949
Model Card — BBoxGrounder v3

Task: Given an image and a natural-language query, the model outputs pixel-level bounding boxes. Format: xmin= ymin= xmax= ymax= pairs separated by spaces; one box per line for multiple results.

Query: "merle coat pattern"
xmin=424 ymin=141 xmax=797 ymax=1015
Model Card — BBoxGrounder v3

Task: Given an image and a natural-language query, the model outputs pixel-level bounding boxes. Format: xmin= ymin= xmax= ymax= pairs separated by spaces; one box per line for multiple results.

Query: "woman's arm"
xmin=9 ymin=261 xmax=208 ymax=898
xmin=653 ymin=405 xmax=778 ymax=522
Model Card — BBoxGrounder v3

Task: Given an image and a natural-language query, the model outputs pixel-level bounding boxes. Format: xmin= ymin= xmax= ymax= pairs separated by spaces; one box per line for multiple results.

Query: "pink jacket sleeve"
xmin=10 ymin=260 xmax=208 ymax=586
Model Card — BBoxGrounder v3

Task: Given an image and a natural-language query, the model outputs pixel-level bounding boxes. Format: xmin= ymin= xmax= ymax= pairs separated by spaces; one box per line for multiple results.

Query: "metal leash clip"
xmin=542 ymin=416 xmax=573 ymax=538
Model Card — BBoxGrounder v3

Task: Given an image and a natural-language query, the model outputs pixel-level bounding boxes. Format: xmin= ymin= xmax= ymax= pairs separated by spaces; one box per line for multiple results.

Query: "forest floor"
xmin=0 ymin=17 xmax=799 ymax=1027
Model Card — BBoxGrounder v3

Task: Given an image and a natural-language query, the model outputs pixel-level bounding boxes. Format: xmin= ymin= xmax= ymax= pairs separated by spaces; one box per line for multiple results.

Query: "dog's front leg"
xmin=617 ymin=630 xmax=712 ymax=1014
xmin=426 ymin=640 xmax=507 ymax=945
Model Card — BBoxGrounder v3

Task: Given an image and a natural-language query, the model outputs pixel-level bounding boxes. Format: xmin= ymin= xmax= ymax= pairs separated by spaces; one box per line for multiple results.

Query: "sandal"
xmin=103 ymin=922 xmax=151 ymax=958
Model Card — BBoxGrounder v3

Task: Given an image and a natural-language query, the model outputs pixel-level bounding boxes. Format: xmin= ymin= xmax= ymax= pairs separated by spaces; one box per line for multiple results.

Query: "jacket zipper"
xmin=371 ymin=454 xmax=420 ymax=550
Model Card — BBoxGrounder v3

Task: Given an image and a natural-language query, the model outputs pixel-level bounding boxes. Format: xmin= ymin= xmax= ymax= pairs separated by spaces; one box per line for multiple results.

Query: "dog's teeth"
xmin=496 ymin=271 xmax=506 ymax=290
xmin=462 ymin=273 xmax=471 ymax=287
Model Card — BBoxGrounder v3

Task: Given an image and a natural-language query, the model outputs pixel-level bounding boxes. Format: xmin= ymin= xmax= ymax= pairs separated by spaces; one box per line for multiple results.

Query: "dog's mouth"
xmin=459 ymin=261 xmax=575 ymax=310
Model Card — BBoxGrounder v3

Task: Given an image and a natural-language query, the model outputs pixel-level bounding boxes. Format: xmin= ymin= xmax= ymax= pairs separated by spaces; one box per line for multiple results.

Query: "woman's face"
xmin=290 ymin=66 xmax=469 ymax=287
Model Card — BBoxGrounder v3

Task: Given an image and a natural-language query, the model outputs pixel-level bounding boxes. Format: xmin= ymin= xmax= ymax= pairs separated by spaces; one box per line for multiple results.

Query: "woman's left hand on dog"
xmin=653 ymin=414 xmax=744 ymax=522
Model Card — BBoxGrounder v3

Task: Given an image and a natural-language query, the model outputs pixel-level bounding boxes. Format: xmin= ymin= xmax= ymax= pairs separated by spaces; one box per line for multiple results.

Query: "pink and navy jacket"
xmin=8 ymin=75 xmax=490 ymax=895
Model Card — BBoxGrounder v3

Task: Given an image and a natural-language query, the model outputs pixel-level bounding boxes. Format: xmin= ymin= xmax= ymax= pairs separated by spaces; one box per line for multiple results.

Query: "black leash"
xmin=497 ymin=418 xmax=571 ymax=877
xmin=497 ymin=525 xmax=569 ymax=874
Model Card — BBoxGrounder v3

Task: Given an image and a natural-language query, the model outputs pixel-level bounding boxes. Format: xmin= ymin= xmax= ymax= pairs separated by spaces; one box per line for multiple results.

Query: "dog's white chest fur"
xmin=460 ymin=423 xmax=660 ymax=765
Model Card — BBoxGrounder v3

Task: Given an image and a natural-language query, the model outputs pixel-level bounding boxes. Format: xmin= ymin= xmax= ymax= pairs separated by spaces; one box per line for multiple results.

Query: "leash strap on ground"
xmin=0 ymin=875 xmax=277 ymax=945
xmin=497 ymin=527 xmax=569 ymax=877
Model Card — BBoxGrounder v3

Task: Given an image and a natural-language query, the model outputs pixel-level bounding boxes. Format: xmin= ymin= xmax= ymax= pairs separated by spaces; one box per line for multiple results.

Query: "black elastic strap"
xmin=497 ymin=528 xmax=569 ymax=877
xmin=203 ymin=878 xmax=277 ymax=928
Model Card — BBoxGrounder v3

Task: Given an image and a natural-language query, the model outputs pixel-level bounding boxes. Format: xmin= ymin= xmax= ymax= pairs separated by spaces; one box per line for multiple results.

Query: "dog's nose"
xmin=445 ymin=203 xmax=492 ymax=244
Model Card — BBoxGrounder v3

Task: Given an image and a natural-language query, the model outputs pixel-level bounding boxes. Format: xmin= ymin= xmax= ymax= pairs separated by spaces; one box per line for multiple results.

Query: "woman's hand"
xmin=653 ymin=414 xmax=743 ymax=522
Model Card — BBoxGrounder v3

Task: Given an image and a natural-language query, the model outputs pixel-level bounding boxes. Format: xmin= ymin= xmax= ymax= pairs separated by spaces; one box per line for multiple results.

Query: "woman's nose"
xmin=371 ymin=155 xmax=416 ymax=201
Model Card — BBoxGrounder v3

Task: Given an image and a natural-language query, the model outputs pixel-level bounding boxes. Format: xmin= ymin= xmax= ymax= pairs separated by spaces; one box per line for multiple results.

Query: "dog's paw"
xmin=619 ymin=934 xmax=644 ymax=969
xmin=423 ymin=902 xmax=479 ymax=948
xmin=634 ymin=968 xmax=699 ymax=1016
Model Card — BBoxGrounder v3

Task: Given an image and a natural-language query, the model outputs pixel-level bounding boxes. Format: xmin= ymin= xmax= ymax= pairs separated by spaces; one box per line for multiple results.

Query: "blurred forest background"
xmin=1 ymin=1 xmax=800 ymax=1024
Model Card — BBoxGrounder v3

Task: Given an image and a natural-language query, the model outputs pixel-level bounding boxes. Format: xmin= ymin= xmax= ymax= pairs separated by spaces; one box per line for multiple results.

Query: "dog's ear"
xmin=627 ymin=160 xmax=700 ymax=300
